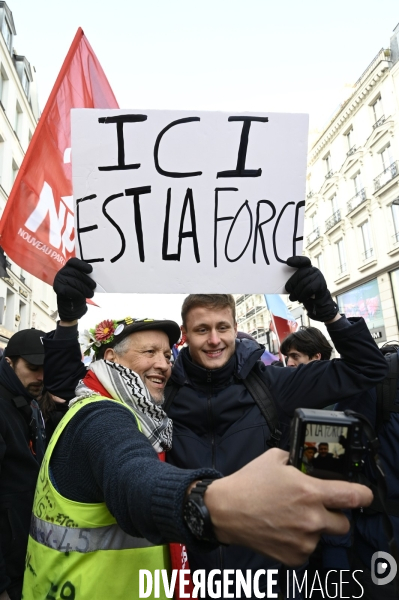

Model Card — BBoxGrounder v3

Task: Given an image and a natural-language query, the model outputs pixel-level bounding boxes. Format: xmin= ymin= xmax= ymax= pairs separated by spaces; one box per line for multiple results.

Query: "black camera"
xmin=289 ymin=408 xmax=364 ymax=480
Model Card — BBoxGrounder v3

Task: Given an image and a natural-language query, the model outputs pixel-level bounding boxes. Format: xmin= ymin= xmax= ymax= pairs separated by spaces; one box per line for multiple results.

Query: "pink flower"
xmin=95 ymin=319 xmax=115 ymax=342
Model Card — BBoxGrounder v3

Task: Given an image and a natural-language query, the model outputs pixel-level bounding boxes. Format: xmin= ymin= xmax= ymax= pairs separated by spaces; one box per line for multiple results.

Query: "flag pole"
xmin=0 ymin=28 xmax=84 ymax=235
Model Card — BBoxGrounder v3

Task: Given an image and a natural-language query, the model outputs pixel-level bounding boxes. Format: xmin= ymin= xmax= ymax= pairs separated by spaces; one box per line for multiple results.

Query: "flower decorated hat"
xmin=80 ymin=317 xmax=181 ymax=358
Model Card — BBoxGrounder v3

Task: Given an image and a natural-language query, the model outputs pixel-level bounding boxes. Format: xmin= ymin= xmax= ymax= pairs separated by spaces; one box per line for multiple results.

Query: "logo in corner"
xmin=371 ymin=551 xmax=397 ymax=586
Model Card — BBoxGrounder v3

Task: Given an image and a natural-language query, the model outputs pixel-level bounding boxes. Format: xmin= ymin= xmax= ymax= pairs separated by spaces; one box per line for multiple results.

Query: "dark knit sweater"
xmin=51 ymin=398 xmax=221 ymax=551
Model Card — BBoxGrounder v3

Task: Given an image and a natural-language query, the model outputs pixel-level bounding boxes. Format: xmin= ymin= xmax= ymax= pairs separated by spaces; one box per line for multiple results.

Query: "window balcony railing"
xmin=362 ymin=248 xmax=374 ymax=261
xmin=325 ymin=210 xmax=341 ymax=232
xmin=347 ymin=145 xmax=357 ymax=157
xmin=372 ymin=115 xmax=385 ymax=130
xmin=338 ymin=263 xmax=347 ymax=275
xmin=393 ymin=232 xmax=399 ymax=243
xmin=374 ymin=161 xmax=398 ymax=192
xmin=325 ymin=170 xmax=334 ymax=180
xmin=236 ymin=294 xmax=245 ymax=306
xmin=306 ymin=191 xmax=314 ymax=199
xmin=306 ymin=227 xmax=320 ymax=245
xmin=347 ymin=188 xmax=367 ymax=214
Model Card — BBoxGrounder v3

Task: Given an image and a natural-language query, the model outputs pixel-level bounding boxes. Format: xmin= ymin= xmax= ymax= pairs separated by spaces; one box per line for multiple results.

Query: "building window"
xmin=353 ymin=172 xmax=363 ymax=195
xmin=360 ymin=221 xmax=373 ymax=261
xmin=14 ymin=101 xmax=22 ymax=139
xmin=391 ymin=202 xmax=399 ymax=243
xmin=372 ymin=96 xmax=384 ymax=126
xmin=346 ymin=129 xmax=355 ymax=154
xmin=381 ymin=145 xmax=394 ymax=171
xmin=0 ymin=66 xmax=7 ymax=108
xmin=330 ymin=193 xmax=339 ymax=215
xmin=324 ymin=154 xmax=333 ymax=178
xmin=315 ymin=252 xmax=324 ymax=273
xmin=1 ymin=18 xmax=12 ymax=52
xmin=12 ymin=158 xmax=19 ymax=183
xmin=335 ymin=239 xmax=347 ymax=275
xmin=21 ymin=69 xmax=29 ymax=97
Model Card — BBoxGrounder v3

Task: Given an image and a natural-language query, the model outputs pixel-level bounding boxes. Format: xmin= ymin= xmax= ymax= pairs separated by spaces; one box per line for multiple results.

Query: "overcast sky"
xmin=10 ymin=0 xmax=399 ymax=328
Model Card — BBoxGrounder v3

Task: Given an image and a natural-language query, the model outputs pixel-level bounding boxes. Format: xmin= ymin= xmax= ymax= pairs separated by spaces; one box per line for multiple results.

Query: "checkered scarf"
xmin=72 ymin=360 xmax=173 ymax=452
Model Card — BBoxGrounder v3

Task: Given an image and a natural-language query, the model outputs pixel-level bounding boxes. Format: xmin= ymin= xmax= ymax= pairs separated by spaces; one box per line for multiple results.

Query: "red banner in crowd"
xmin=0 ymin=28 xmax=118 ymax=285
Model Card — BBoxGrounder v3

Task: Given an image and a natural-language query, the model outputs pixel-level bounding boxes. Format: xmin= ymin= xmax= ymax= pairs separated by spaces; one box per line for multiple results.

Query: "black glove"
xmin=53 ymin=258 xmax=96 ymax=321
xmin=285 ymin=256 xmax=339 ymax=322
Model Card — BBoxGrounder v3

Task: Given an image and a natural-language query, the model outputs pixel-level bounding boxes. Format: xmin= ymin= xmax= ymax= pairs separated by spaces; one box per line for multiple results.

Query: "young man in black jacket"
xmin=0 ymin=329 xmax=46 ymax=600
xmin=43 ymin=257 xmax=388 ymax=598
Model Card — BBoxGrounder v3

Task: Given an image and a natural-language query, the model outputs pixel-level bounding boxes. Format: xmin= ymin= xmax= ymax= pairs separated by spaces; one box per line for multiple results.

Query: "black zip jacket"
xmin=0 ymin=359 xmax=41 ymax=599
xmin=165 ymin=317 xmax=387 ymax=595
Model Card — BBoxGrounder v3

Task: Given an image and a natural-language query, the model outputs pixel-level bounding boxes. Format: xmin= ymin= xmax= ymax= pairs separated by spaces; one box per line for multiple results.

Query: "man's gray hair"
xmin=111 ymin=336 xmax=132 ymax=357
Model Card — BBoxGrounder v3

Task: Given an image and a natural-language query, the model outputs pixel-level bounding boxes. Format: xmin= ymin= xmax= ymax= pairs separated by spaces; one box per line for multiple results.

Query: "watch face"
xmin=184 ymin=500 xmax=204 ymax=538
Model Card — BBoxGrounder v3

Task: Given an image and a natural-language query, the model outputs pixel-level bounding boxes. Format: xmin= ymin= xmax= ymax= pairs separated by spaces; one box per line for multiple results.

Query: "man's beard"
xmin=26 ymin=383 xmax=44 ymax=399
xmin=149 ymin=391 xmax=165 ymax=406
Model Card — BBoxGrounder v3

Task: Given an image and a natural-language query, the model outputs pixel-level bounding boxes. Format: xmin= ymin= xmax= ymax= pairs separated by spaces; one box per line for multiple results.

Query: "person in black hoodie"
xmin=0 ymin=329 xmax=46 ymax=600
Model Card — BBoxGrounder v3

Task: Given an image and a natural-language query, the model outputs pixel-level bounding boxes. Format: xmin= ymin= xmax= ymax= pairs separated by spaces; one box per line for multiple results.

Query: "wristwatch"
xmin=183 ymin=479 xmax=219 ymax=543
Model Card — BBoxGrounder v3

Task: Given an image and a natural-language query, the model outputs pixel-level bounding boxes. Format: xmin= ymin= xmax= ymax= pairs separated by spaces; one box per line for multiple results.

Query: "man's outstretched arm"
xmin=205 ymin=448 xmax=372 ymax=566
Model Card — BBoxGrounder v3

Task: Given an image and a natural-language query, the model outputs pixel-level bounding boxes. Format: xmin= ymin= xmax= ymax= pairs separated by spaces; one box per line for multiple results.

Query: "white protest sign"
xmin=71 ymin=109 xmax=308 ymax=293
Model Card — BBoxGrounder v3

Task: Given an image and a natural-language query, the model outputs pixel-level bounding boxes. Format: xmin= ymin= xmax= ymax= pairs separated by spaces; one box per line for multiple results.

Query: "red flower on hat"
xmin=95 ymin=319 xmax=116 ymax=342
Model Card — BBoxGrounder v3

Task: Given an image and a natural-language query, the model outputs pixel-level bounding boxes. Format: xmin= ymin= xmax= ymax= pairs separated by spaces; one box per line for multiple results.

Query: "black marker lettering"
xmin=124 ymin=186 xmax=151 ymax=262
xmin=154 ymin=117 xmax=202 ymax=178
xmin=252 ymin=200 xmax=276 ymax=264
xmin=293 ymin=201 xmax=305 ymax=256
xmin=76 ymin=195 xmax=104 ymax=263
xmin=98 ymin=114 xmax=147 ymax=171
xmin=217 ymin=116 xmax=268 ymax=178
xmin=162 ymin=188 xmax=200 ymax=262
xmin=102 ymin=193 xmax=126 ymax=263
xmin=60 ymin=582 xmax=76 ymax=600
xmin=273 ymin=202 xmax=295 ymax=263
xmin=213 ymin=188 xmax=238 ymax=267
xmin=225 ymin=200 xmax=253 ymax=262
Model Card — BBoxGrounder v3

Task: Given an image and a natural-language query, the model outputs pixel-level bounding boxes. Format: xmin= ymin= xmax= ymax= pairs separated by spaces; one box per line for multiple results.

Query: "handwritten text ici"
xmin=75 ymin=115 xmax=304 ymax=267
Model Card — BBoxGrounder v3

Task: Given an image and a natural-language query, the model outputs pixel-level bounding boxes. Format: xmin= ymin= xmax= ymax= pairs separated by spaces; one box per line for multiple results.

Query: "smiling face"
xmin=318 ymin=443 xmax=329 ymax=457
xmin=182 ymin=305 xmax=237 ymax=370
xmin=104 ymin=330 xmax=172 ymax=403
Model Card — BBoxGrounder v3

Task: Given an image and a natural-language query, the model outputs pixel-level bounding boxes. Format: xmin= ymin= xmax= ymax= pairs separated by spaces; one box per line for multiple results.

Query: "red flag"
xmin=0 ymin=28 xmax=118 ymax=284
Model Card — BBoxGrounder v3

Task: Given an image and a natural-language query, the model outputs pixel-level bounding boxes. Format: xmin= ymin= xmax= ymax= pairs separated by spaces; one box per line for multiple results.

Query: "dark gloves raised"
xmin=285 ymin=256 xmax=339 ymax=322
xmin=53 ymin=258 xmax=96 ymax=321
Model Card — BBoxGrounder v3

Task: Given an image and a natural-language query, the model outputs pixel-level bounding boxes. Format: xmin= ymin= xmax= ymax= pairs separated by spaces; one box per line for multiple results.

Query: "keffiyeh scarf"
xmin=71 ymin=359 xmax=173 ymax=453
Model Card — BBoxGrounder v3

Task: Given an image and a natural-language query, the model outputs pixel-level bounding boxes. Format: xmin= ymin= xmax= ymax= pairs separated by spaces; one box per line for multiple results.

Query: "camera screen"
xmin=301 ymin=422 xmax=349 ymax=479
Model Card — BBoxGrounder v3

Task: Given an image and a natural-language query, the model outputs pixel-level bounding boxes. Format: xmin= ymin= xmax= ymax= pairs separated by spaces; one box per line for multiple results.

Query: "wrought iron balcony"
xmin=347 ymin=145 xmax=357 ymax=157
xmin=325 ymin=170 xmax=334 ymax=180
xmin=325 ymin=210 xmax=341 ymax=232
xmin=306 ymin=227 xmax=320 ymax=245
xmin=338 ymin=263 xmax=347 ymax=275
xmin=347 ymin=188 xmax=367 ymax=214
xmin=372 ymin=115 xmax=385 ymax=130
xmin=236 ymin=294 xmax=245 ymax=306
xmin=362 ymin=248 xmax=374 ymax=261
xmin=374 ymin=161 xmax=398 ymax=191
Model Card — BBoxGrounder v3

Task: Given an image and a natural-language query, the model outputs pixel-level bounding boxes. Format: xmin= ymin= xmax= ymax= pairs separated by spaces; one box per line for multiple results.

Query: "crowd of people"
xmin=0 ymin=255 xmax=397 ymax=600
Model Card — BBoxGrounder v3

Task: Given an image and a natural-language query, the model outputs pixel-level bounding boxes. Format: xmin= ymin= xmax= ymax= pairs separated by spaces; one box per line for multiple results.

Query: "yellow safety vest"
xmin=23 ymin=394 xmax=170 ymax=599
